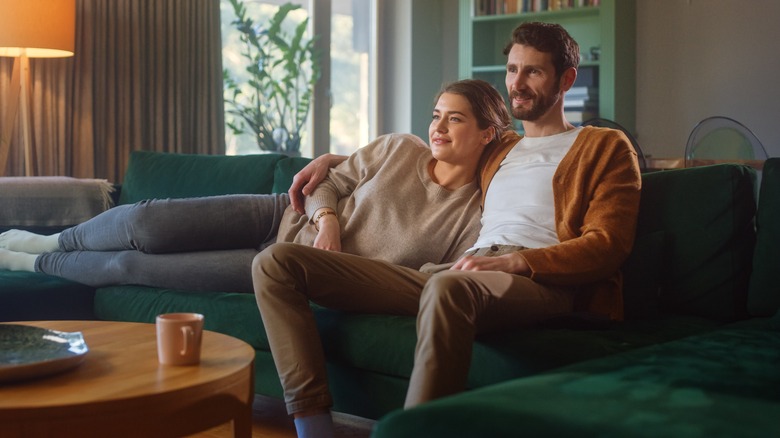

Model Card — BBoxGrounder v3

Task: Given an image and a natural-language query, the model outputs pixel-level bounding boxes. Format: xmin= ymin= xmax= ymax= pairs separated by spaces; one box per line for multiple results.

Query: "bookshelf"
xmin=458 ymin=0 xmax=636 ymax=133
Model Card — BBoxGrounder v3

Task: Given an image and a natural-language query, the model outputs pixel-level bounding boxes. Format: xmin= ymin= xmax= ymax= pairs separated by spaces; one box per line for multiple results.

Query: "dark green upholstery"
xmin=0 ymin=272 xmax=95 ymax=322
xmin=373 ymin=321 xmax=780 ymax=438
xmin=749 ymin=158 xmax=780 ymax=316
xmin=635 ymin=165 xmax=756 ymax=321
xmin=272 ymin=156 xmax=312 ymax=194
xmin=118 ymin=150 xmax=291 ymax=204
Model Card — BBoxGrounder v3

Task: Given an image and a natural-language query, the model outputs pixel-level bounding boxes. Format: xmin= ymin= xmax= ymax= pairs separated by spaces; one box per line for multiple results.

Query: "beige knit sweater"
xmin=277 ymin=133 xmax=482 ymax=269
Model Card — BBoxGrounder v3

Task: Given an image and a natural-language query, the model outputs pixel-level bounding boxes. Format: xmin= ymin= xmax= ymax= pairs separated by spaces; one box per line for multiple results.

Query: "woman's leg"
xmin=58 ymin=194 xmax=290 ymax=253
xmin=36 ymin=248 xmax=259 ymax=292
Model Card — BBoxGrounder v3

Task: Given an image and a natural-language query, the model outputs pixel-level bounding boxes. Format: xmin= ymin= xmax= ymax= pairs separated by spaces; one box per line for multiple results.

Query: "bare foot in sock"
xmin=0 ymin=230 xmax=60 ymax=254
xmin=0 ymin=248 xmax=38 ymax=272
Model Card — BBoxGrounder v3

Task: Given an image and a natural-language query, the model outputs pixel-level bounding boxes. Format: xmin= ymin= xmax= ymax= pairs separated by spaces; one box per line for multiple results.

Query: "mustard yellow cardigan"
xmin=479 ymin=126 xmax=642 ymax=320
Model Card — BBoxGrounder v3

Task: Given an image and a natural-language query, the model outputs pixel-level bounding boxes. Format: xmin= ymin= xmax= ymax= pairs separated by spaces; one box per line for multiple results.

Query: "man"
xmin=255 ymin=22 xmax=641 ymax=438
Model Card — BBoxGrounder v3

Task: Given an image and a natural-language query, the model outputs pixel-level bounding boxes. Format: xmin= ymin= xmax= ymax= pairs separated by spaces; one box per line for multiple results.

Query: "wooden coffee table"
xmin=0 ymin=320 xmax=255 ymax=437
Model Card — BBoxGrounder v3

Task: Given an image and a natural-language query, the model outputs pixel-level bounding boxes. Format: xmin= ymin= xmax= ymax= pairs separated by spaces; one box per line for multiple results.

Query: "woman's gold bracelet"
xmin=313 ymin=209 xmax=337 ymax=231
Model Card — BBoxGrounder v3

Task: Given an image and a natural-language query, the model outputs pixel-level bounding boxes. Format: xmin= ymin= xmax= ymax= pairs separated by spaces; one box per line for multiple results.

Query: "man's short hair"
xmin=502 ymin=22 xmax=580 ymax=79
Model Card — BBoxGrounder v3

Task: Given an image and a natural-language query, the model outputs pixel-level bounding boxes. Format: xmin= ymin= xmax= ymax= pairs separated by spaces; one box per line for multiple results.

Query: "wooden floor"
xmin=190 ymin=394 xmax=376 ymax=438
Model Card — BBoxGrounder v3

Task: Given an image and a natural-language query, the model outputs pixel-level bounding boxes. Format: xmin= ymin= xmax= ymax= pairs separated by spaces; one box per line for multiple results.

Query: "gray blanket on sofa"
xmin=0 ymin=177 xmax=114 ymax=227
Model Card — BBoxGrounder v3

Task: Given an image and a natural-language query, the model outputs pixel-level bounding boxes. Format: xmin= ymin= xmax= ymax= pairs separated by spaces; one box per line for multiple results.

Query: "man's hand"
xmin=288 ymin=153 xmax=349 ymax=214
xmin=451 ymin=252 xmax=530 ymax=275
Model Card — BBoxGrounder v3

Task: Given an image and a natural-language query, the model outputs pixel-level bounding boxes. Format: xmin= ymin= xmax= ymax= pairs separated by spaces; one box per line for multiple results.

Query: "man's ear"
xmin=560 ymin=67 xmax=577 ymax=91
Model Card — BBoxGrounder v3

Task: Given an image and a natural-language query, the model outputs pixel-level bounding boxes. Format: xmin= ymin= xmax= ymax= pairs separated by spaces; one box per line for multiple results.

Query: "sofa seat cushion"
xmin=94 ymin=286 xmax=268 ymax=349
xmin=373 ymin=323 xmax=780 ymax=438
xmin=95 ymin=285 xmax=720 ymax=389
xmin=0 ymin=271 xmax=95 ymax=322
xmin=316 ymin=308 xmax=721 ymax=389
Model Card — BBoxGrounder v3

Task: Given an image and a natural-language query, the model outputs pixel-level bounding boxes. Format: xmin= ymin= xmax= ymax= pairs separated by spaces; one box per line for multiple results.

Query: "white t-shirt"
xmin=470 ymin=127 xmax=582 ymax=250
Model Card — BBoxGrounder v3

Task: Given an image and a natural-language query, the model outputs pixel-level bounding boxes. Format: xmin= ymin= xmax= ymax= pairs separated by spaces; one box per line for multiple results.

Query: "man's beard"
xmin=510 ymin=85 xmax=562 ymax=121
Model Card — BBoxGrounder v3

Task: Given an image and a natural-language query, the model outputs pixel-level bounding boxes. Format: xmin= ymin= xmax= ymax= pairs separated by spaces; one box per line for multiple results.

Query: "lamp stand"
xmin=0 ymin=52 xmax=35 ymax=176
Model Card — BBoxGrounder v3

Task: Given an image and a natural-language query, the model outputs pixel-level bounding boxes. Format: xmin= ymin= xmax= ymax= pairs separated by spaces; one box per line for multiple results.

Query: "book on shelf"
xmin=474 ymin=0 xmax=600 ymax=17
xmin=564 ymin=91 xmax=598 ymax=125
xmin=564 ymin=85 xmax=598 ymax=109
xmin=567 ymin=86 xmax=598 ymax=100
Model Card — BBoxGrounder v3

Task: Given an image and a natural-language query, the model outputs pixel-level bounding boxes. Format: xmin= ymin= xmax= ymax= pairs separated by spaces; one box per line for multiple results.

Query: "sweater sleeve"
xmin=304 ymin=134 xmax=427 ymax=219
xmin=519 ymin=127 xmax=642 ymax=286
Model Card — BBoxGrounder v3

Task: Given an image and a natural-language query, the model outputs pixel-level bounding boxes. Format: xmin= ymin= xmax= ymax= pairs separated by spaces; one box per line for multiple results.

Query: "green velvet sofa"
xmin=373 ymin=159 xmax=780 ymax=437
xmin=2 ymin=152 xmax=777 ymax=432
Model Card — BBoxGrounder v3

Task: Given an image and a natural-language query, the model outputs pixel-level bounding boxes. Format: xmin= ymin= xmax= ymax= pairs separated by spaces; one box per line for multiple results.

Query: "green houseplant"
xmin=223 ymin=0 xmax=321 ymax=154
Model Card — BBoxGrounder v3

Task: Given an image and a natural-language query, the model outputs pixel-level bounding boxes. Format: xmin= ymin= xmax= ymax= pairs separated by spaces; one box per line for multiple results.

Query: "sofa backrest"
xmin=622 ymin=164 xmax=757 ymax=321
xmin=748 ymin=157 xmax=780 ymax=317
xmin=118 ymin=151 xmax=311 ymax=205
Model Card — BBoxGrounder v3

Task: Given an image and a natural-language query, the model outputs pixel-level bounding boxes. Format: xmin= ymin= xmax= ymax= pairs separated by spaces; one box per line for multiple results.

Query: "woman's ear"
xmin=482 ymin=127 xmax=496 ymax=145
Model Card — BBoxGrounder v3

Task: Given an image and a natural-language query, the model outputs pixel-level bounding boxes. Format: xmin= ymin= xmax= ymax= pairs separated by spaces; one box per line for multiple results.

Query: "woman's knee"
xmin=252 ymin=243 xmax=306 ymax=284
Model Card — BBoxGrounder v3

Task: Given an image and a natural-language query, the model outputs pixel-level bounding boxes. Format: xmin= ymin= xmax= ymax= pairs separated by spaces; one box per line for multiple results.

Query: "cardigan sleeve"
xmin=518 ymin=127 xmax=642 ymax=286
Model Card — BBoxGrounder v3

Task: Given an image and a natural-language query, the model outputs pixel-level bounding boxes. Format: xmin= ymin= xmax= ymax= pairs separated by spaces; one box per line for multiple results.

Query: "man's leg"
xmin=404 ymin=270 xmax=575 ymax=407
xmin=253 ymin=242 xmax=429 ymax=416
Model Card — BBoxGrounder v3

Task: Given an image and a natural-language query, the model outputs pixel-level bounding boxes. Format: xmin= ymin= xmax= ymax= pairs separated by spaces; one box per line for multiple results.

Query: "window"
xmin=221 ymin=0 xmax=375 ymax=157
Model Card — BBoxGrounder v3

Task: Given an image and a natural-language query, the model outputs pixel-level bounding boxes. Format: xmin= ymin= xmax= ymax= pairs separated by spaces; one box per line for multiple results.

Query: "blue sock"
xmin=294 ymin=413 xmax=334 ymax=438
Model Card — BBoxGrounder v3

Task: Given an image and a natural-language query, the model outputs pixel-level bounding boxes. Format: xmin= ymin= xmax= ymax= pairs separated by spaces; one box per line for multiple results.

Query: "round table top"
xmin=0 ymin=320 xmax=255 ymax=420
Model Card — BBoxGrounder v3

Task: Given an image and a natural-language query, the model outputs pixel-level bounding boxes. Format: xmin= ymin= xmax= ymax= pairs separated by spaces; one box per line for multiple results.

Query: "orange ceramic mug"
xmin=155 ymin=313 xmax=204 ymax=366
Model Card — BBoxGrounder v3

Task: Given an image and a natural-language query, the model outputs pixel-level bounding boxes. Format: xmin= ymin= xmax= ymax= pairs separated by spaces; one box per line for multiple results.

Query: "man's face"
xmin=504 ymin=44 xmax=563 ymax=121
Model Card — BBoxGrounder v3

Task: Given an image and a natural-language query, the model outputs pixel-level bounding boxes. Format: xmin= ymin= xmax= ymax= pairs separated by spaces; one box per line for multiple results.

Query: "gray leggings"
xmin=35 ymin=194 xmax=290 ymax=293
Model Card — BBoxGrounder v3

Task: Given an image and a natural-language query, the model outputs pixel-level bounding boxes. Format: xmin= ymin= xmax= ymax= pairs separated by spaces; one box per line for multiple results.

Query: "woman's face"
xmin=428 ymin=92 xmax=492 ymax=166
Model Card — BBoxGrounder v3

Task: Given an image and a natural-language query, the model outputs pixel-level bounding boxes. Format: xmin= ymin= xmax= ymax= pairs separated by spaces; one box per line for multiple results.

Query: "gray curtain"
xmin=0 ymin=0 xmax=225 ymax=181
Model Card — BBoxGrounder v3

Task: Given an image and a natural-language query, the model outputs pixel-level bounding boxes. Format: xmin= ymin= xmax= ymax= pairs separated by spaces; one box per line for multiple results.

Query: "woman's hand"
xmin=313 ymin=215 xmax=341 ymax=252
xmin=288 ymin=154 xmax=349 ymax=214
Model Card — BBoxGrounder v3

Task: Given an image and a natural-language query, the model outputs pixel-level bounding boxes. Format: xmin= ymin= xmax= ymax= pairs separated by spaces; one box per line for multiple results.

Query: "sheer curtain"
xmin=0 ymin=0 xmax=224 ymax=181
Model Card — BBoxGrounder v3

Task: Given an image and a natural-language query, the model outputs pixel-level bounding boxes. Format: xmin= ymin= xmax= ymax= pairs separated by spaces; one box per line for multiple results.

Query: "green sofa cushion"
xmin=621 ymin=230 xmax=665 ymax=319
xmin=94 ymin=285 xmax=269 ymax=349
xmin=118 ymin=151 xmax=287 ymax=204
xmin=93 ymin=285 xmax=717 ymax=380
xmin=272 ymin=156 xmax=313 ymax=194
xmin=637 ymin=165 xmax=756 ymax=321
xmin=0 ymin=271 xmax=95 ymax=322
xmin=373 ymin=323 xmax=780 ymax=438
xmin=749 ymin=158 xmax=780 ymax=316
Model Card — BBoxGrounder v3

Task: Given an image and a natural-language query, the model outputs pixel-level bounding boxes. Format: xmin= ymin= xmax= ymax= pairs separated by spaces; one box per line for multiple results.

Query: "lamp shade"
xmin=0 ymin=0 xmax=76 ymax=58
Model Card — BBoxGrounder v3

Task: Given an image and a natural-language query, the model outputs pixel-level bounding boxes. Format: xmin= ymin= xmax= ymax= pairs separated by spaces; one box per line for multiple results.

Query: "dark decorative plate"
xmin=0 ymin=324 xmax=89 ymax=383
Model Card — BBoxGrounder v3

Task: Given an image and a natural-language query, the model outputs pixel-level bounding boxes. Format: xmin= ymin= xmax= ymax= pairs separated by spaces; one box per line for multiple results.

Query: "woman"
xmin=0 ymin=79 xmax=513 ymax=292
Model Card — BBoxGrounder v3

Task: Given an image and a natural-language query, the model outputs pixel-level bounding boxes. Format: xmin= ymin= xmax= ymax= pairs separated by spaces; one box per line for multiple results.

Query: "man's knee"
xmin=421 ymin=271 xmax=478 ymax=311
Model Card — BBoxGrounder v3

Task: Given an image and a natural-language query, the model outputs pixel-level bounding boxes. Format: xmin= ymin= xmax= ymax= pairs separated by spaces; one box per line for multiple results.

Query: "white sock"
xmin=293 ymin=413 xmax=334 ymax=438
xmin=0 ymin=230 xmax=60 ymax=254
xmin=0 ymin=249 xmax=38 ymax=272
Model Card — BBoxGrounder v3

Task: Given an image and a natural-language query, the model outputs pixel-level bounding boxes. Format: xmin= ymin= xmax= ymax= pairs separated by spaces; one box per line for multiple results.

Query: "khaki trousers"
xmin=252 ymin=243 xmax=575 ymax=415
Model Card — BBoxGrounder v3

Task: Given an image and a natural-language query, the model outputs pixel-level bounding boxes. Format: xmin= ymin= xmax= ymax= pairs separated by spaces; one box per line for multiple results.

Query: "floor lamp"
xmin=0 ymin=0 xmax=75 ymax=176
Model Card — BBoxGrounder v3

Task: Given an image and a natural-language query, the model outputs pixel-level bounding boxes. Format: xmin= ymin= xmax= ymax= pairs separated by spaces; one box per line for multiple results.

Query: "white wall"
xmin=636 ymin=0 xmax=780 ymax=158
xmin=377 ymin=0 xmax=460 ymax=138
